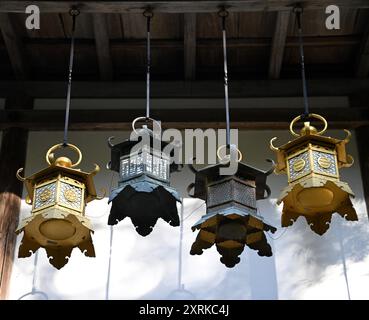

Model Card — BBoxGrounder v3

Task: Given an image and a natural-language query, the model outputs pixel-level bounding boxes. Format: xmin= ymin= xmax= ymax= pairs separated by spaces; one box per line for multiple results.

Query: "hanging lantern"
xmin=16 ymin=143 xmax=102 ymax=269
xmin=106 ymin=11 xmax=181 ymax=236
xmin=188 ymin=9 xmax=276 ymax=268
xmin=189 ymin=150 xmax=276 ymax=268
xmin=270 ymin=114 xmax=357 ymax=235
xmin=268 ymin=7 xmax=358 ymax=235
xmin=107 ymin=119 xmax=181 ymax=236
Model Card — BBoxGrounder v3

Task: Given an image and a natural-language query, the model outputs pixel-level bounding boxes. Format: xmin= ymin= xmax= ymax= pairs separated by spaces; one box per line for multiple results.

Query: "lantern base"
xmin=16 ymin=209 xmax=95 ymax=269
xmin=190 ymin=211 xmax=276 ymax=268
xmin=108 ymin=178 xmax=181 ymax=236
xmin=277 ymin=177 xmax=357 ymax=235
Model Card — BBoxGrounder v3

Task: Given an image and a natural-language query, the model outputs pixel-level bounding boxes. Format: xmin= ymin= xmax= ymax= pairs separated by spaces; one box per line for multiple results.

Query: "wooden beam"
xmin=0 ymin=13 xmax=29 ymax=80
xmin=269 ymin=10 xmax=290 ymax=79
xmin=14 ymin=34 xmax=360 ymax=50
xmin=0 ymin=95 xmax=32 ymax=300
xmin=1 ymin=1 xmax=369 ymax=13
xmin=92 ymin=13 xmax=113 ymax=81
xmin=356 ymin=20 xmax=369 ymax=78
xmin=184 ymin=13 xmax=196 ymax=80
xmin=0 ymin=79 xmax=368 ymax=99
xmin=1 ymin=107 xmax=368 ymax=131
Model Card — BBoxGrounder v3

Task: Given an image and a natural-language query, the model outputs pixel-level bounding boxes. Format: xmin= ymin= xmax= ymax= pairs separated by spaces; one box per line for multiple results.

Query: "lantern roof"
xmin=191 ymin=161 xmax=272 ymax=201
xmin=272 ymin=131 xmax=346 ymax=152
xmin=19 ymin=161 xmax=99 ymax=203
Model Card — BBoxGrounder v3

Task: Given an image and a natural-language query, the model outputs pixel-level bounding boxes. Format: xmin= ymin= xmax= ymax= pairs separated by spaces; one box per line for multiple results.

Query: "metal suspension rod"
xmin=219 ymin=9 xmax=230 ymax=148
xmin=144 ymin=10 xmax=153 ymax=119
xmin=63 ymin=8 xmax=79 ymax=146
xmin=294 ymin=6 xmax=310 ymax=118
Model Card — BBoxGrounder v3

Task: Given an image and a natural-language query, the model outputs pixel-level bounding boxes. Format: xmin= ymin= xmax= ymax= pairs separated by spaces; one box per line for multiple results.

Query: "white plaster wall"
xmin=7 ymin=129 xmax=369 ymax=300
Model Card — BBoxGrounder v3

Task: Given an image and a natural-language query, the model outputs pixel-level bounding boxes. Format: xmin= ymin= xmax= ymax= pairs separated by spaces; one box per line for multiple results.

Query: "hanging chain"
xmin=219 ymin=9 xmax=231 ymax=148
xmin=63 ymin=8 xmax=79 ymax=146
xmin=144 ymin=10 xmax=153 ymax=120
xmin=294 ymin=6 xmax=310 ymax=119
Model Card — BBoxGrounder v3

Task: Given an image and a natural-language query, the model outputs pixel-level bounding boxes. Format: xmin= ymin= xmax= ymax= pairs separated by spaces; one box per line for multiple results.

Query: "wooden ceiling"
xmin=0 ymin=1 xmax=369 ymax=82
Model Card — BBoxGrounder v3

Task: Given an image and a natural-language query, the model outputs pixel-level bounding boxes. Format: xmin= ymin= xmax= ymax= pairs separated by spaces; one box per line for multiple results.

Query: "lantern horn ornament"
xmin=16 ymin=143 xmax=101 ymax=269
xmin=269 ymin=7 xmax=358 ymax=236
xmin=107 ymin=118 xmax=181 ymax=236
xmin=270 ymin=114 xmax=357 ymax=235
xmin=189 ymin=150 xmax=277 ymax=268
xmin=189 ymin=8 xmax=276 ymax=268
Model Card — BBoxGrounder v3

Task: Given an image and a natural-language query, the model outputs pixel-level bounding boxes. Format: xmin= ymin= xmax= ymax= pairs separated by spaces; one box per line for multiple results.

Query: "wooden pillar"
xmin=352 ymin=94 xmax=369 ymax=218
xmin=0 ymin=95 xmax=32 ymax=299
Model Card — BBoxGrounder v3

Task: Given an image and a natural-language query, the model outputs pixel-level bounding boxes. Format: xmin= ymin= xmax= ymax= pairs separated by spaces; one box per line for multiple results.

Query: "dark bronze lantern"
xmin=189 ymin=159 xmax=276 ymax=268
xmin=107 ymin=121 xmax=181 ymax=236
xmin=16 ymin=143 xmax=102 ymax=269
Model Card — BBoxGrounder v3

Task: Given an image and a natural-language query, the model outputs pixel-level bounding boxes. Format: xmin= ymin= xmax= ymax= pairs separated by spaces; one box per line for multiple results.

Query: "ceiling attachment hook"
xmin=69 ymin=7 xmax=80 ymax=17
xmin=143 ymin=8 xmax=154 ymax=18
xmin=292 ymin=4 xmax=304 ymax=14
xmin=218 ymin=7 xmax=229 ymax=18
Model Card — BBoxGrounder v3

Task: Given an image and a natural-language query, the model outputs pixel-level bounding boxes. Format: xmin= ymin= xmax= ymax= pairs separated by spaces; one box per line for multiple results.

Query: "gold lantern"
xmin=270 ymin=113 xmax=357 ymax=235
xmin=16 ymin=143 xmax=103 ymax=269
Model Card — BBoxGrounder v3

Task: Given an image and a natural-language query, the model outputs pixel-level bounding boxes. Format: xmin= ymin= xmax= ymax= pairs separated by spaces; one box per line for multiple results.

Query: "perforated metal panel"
xmin=34 ymin=182 xmax=57 ymax=210
xmin=59 ymin=182 xmax=83 ymax=211
xmin=120 ymin=151 xmax=169 ymax=182
xmin=288 ymin=151 xmax=311 ymax=181
xmin=312 ymin=150 xmax=338 ymax=177
xmin=207 ymin=179 xmax=256 ymax=208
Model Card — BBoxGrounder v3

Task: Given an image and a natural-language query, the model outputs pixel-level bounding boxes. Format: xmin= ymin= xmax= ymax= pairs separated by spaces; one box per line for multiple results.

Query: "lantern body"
xmin=108 ymin=131 xmax=180 ymax=236
xmin=190 ymin=162 xmax=276 ymax=268
xmin=270 ymin=119 xmax=357 ymax=235
xmin=16 ymin=146 xmax=100 ymax=269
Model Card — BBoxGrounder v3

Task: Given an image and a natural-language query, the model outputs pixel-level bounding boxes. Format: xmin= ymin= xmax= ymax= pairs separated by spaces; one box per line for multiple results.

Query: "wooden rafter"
xmin=269 ymin=10 xmax=290 ymax=79
xmin=1 ymin=107 xmax=368 ymax=131
xmin=356 ymin=20 xmax=369 ymax=78
xmin=92 ymin=13 xmax=113 ymax=80
xmin=184 ymin=13 xmax=196 ymax=80
xmin=0 ymin=13 xmax=29 ymax=80
xmin=1 ymin=1 xmax=369 ymax=13
xmin=0 ymin=79 xmax=368 ymax=99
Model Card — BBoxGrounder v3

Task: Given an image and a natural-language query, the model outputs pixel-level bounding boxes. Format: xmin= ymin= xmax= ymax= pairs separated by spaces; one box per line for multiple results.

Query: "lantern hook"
xmin=132 ymin=116 xmax=162 ymax=135
xmin=289 ymin=113 xmax=328 ymax=137
xmin=269 ymin=137 xmax=280 ymax=152
xmin=260 ymin=184 xmax=272 ymax=200
xmin=343 ymin=129 xmax=352 ymax=144
xmin=91 ymin=163 xmax=100 ymax=175
xmin=265 ymin=159 xmax=276 ymax=176
xmin=107 ymin=136 xmax=115 ymax=148
xmin=186 ymin=183 xmax=196 ymax=198
xmin=16 ymin=168 xmax=26 ymax=182
xmin=217 ymin=144 xmax=242 ymax=163
xmin=46 ymin=143 xmax=82 ymax=168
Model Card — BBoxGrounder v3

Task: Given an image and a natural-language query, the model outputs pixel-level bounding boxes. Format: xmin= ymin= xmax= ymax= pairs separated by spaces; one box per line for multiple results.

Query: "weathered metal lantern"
xmin=16 ymin=143 xmax=102 ymax=269
xmin=189 ymin=157 xmax=276 ymax=268
xmin=107 ymin=121 xmax=181 ymax=236
xmin=270 ymin=113 xmax=357 ymax=235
